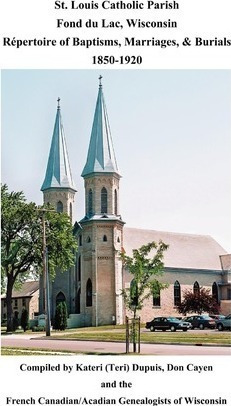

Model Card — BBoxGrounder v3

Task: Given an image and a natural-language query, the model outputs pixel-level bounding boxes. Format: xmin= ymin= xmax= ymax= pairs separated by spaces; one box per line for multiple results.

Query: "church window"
xmin=88 ymin=189 xmax=93 ymax=216
xmin=57 ymin=201 xmax=63 ymax=213
xmin=56 ymin=291 xmax=66 ymax=306
xmin=86 ymin=279 xmax=92 ymax=307
xmin=22 ymin=298 xmax=26 ymax=307
xmin=78 ymin=256 xmax=81 ymax=281
xmin=76 ymin=288 xmax=81 ymax=314
xmin=87 ymin=236 xmax=91 ymax=243
xmin=227 ymin=289 xmax=231 ymax=300
xmin=79 ymin=234 xmax=82 ymax=246
xmin=174 ymin=281 xmax=181 ymax=306
xmin=117 ymin=237 xmax=120 ymax=243
xmin=130 ymin=279 xmax=138 ymax=307
xmin=193 ymin=281 xmax=200 ymax=296
xmin=101 ymin=187 xmax=108 ymax=213
xmin=114 ymin=189 xmax=118 ymax=215
xmin=69 ymin=202 xmax=72 ymax=221
xmin=212 ymin=282 xmax=219 ymax=303
xmin=103 ymin=235 xmax=107 ymax=242
xmin=153 ymin=283 xmax=161 ymax=307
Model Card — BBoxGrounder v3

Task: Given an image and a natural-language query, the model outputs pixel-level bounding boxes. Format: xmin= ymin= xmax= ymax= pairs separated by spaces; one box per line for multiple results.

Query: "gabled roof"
xmin=41 ymin=100 xmax=76 ymax=191
xmin=82 ymin=80 xmax=119 ymax=177
xmin=1 ymin=281 xmax=39 ymax=299
xmin=123 ymin=227 xmax=227 ymax=271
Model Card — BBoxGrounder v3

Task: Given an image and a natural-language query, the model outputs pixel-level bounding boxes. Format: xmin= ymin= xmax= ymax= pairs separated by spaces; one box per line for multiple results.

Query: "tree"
xmin=121 ymin=241 xmax=169 ymax=319
xmin=177 ymin=287 xmax=220 ymax=315
xmin=21 ymin=308 xmax=29 ymax=332
xmin=1 ymin=184 xmax=77 ymax=332
xmin=54 ymin=302 xmax=68 ymax=330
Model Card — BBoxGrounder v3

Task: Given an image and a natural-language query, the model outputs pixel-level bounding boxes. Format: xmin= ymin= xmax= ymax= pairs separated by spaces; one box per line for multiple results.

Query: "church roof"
xmin=123 ymin=227 xmax=227 ymax=271
xmin=41 ymin=100 xmax=76 ymax=191
xmin=82 ymin=78 xmax=119 ymax=177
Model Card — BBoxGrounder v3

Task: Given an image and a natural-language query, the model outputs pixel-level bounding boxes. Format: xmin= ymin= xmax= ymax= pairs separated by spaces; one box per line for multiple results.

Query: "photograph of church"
xmin=35 ymin=74 xmax=231 ymax=328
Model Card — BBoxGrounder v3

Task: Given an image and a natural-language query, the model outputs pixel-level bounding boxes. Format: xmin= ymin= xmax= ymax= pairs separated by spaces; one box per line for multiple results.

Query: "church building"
xmin=39 ymin=79 xmax=231 ymax=327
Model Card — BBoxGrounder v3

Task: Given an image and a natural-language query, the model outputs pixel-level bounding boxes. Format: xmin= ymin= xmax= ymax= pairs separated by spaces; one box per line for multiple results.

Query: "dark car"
xmin=183 ymin=315 xmax=216 ymax=329
xmin=145 ymin=317 xmax=192 ymax=332
xmin=216 ymin=314 xmax=231 ymax=331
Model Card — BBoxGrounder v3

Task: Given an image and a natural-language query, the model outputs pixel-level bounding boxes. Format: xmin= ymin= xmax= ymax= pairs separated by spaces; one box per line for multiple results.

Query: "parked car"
xmin=145 ymin=317 xmax=192 ymax=332
xmin=216 ymin=314 xmax=231 ymax=331
xmin=183 ymin=315 xmax=216 ymax=329
xmin=209 ymin=314 xmax=225 ymax=321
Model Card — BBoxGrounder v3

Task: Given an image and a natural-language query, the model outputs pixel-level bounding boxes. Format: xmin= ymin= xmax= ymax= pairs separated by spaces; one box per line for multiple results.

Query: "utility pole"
xmin=38 ymin=208 xmax=54 ymax=337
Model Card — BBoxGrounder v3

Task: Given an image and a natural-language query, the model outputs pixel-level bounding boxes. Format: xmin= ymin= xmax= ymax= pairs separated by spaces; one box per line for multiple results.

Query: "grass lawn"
xmin=51 ymin=328 xmax=231 ymax=346
xmin=1 ymin=347 xmax=74 ymax=355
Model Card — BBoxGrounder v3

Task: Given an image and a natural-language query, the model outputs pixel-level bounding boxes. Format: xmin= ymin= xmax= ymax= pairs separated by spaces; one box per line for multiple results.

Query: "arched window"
xmin=56 ymin=291 xmax=66 ymax=306
xmin=101 ymin=187 xmax=108 ymax=213
xmin=78 ymin=256 xmax=81 ymax=281
xmin=79 ymin=234 xmax=82 ymax=246
xmin=193 ymin=281 xmax=200 ymax=296
xmin=153 ymin=283 xmax=161 ymax=307
xmin=76 ymin=288 xmax=81 ymax=314
xmin=174 ymin=281 xmax=181 ymax=306
xmin=57 ymin=201 xmax=63 ymax=213
xmin=117 ymin=236 xmax=120 ymax=243
xmin=212 ymin=282 xmax=219 ymax=303
xmin=103 ymin=235 xmax=107 ymax=242
xmin=114 ymin=189 xmax=118 ymax=215
xmin=86 ymin=236 xmax=91 ymax=243
xmin=130 ymin=279 xmax=138 ymax=306
xmin=69 ymin=202 xmax=72 ymax=221
xmin=86 ymin=279 xmax=92 ymax=307
xmin=88 ymin=189 xmax=93 ymax=216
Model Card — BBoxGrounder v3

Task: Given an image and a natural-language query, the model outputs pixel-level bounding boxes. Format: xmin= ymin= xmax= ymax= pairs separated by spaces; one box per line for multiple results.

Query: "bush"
xmin=12 ymin=317 xmax=19 ymax=331
xmin=21 ymin=308 xmax=29 ymax=332
xmin=31 ymin=325 xmax=45 ymax=332
xmin=54 ymin=302 xmax=68 ymax=330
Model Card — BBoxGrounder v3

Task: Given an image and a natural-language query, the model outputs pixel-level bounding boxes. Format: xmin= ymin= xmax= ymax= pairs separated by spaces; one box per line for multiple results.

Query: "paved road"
xmin=2 ymin=334 xmax=231 ymax=355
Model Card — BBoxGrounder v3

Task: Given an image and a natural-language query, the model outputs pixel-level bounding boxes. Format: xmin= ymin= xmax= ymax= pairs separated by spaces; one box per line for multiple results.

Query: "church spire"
xmin=81 ymin=77 xmax=119 ymax=177
xmin=41 ymin=98 xmax=76 ymax=191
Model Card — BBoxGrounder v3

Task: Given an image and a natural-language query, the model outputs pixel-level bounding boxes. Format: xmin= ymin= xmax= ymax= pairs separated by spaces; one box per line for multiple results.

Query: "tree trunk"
xmin=6 ymin=276 xmax=14 ymax=332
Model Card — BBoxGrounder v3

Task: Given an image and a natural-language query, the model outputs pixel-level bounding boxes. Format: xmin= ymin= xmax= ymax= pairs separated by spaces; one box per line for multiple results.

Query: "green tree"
xmin=21 ymin=308 xmax=29 ymax=332
xmin=177 ymin=287 xmax=220 ymax=315
xmin=121 ymin=241 xmax=169 ymax=319
xmin=54 ymin=302 xmax=68 ymax=330
xmin=1 ymin=184 xmax=77 ymax=332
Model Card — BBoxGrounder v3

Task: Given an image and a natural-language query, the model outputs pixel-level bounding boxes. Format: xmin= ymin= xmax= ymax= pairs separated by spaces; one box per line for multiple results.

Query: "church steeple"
xmin=41 ymin=99 xmax=76 ymax=219
xmin=81 ymin=79 xmax=122 ymax=219
xmin=41 ymin=98 xmax=76 ymax=192
xmin=82 ymin=76 xmax=119 ymax=178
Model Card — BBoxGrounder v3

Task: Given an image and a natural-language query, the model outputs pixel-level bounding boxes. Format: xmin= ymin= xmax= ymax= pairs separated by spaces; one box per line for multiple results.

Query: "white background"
xmin=1 ymin=357 xmax=231 ymax=404
xmin=0 ymin=0 xmax=231 ymax=68
xmin=0 ymin=0 xmax=231 ymax=404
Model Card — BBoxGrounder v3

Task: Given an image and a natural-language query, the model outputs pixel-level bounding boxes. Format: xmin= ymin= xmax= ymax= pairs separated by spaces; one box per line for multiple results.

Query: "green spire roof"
xmin=41 ymin=99 xmax=76 ymax=191
xmin=82 ymin=78 xmax=119 ymax=177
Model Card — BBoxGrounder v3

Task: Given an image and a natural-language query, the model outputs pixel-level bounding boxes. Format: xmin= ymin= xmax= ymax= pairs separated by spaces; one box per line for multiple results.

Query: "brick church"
xmin=39 ymin=79 xmax=231 ymax=327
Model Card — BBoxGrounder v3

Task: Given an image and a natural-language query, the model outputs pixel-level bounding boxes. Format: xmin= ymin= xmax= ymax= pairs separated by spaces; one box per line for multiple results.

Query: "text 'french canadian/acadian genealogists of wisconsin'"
xmin=2 ymin=0 xmax=231 ymax=65
xmin=5 ymin=363 xmax=228 ymax=405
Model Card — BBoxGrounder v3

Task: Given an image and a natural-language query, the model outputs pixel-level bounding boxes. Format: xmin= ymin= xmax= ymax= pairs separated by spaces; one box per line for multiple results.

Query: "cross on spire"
xmin=99 ymin=75 xmax=103 ymax=87
xmin=57 ymin=97 xmax=61 ymax=109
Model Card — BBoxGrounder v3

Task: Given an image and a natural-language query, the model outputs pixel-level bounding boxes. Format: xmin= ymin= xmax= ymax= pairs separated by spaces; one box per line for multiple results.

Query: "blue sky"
xmin=1 ymin=69 xmax=231 ymax=251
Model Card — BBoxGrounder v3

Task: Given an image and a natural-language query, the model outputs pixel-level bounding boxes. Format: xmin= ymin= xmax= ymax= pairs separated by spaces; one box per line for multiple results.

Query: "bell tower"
xmin=78 ymin=77 xmax=124 ymax=326
xmin=39 ymin=99 xmax=76 ymax=317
